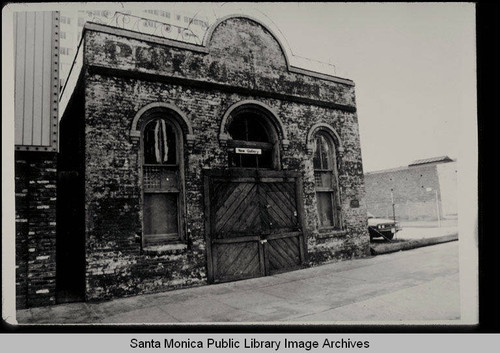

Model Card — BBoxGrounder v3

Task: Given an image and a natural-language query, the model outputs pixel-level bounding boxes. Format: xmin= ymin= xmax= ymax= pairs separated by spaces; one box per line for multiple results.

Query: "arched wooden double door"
xmin=204 ymin=169 xmax=307 ymax=283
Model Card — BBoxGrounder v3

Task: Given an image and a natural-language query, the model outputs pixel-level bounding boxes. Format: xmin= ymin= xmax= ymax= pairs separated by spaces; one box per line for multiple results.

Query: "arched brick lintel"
xmin=130 ymin=102 xmax=196 ymax=147
xmin=218 ymin=100 xmax=289 ymax=150
xmin=306 ymin=123 xmax=343 ymax=155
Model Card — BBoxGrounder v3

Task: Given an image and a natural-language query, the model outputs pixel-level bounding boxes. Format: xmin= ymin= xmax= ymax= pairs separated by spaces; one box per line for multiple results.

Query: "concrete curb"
xmin=370 ymin=233 xmax=459 ymax=255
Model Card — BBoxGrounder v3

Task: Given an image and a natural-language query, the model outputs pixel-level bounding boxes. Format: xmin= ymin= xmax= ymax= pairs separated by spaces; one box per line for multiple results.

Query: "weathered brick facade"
xmin=55 ymin=16 xmax=370 ymax=303
xmin=15 ymin=152 xmax=57 ymax=309
xmin=364 ymin=159 xmax=458 ymax=221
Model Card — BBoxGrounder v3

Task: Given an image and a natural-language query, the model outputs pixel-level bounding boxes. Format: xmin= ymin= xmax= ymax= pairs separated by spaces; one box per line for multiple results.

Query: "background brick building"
xmin=364 ymin=156 xmax=458 ymax=221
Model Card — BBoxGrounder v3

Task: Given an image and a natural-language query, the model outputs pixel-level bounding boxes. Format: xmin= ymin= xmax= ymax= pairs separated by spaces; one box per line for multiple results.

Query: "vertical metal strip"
xmin=40 ymin=12 xmax=45 ymax=145
xmin=51 ymin=11 xmax=60 ymax=151
xmin=31 ymin=12 xmax=36 ymax=145
xmin=22 ymin=12 xmax=28 ymax=145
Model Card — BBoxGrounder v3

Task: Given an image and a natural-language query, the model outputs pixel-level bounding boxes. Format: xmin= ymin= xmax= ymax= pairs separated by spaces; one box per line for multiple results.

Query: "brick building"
xmin=21 ymin=14 xmax=369 ymax=306
xmin=364 ymin=156 xmax=458 ymax=221
xmin=14 ymin=11 xmax=60 ymax=309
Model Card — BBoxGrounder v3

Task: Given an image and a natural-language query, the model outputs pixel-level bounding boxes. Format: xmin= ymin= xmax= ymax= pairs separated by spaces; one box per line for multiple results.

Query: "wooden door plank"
xmin=214 ymin=182 xmax=249 ymax=222
xmin=217 ymin=242 xmax=259 ymax=279
xmin=233 ymin=202 xmax=261 ymax=233
xmin=219 ymin=186 xmax=260 ymax=234
xmin=215 ymin=243 xmax=247 ymax=278
xmin=217 ymin=183 xmax=258 ymax=234
xmin=212 ymin=182 xmax=238 ymax=210
xmin=222 ymin=241 xmax=254 ymax=273
xmin=295 ymin=176 xmax=307 ymax=263
xmin=246 ymin=256 xmax=262 ymax=276
xmin=269 ymin=237 xmax=299 ymax=267
xmin=266 ymin=194 xmax=294 ymax=227
xmin=267 ymin=240 xmax=296 ymax=269
xmin=212 ymin=235 xmax=261 ymax=244
xmin=215 ymin=182 xmax=254 ymax=227
xmin=256 ymin=181 xmax=271 ymax=234
xmin=267 ymin=246 xmax=289 ymax=270
xmin=278 ymin=236 xmax=301 ymax=263
xmin=263 ymin=242 xmax=270 ymax=276
xmin=266 ymin=231 xmax=301 ymax=240
xmin=204 ymin=174 xmax=214 ymax=283
xmin=264 ymin=184 xmax=296 ymax=220
xmin=232 ymin=243 xmax=261 ymax=276
xmin=272 ymin=182 xmax=298 ymax=212
xmin=266 ymin=204 xmax=289 ymax=229
xmin=258 ymin=239 xmax=266 ymax=276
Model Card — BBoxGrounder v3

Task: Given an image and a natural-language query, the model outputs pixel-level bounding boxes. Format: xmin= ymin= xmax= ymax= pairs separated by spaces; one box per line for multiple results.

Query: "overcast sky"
xmin=10 ymin=2 xmax=477 ymax=173
xmin=218 ymin=3 xmax=476 ymax=172
xmin=158 ymin=2 xmax=477 ymax=172
xmin=157 ymin=2 xmax=476 ymax=172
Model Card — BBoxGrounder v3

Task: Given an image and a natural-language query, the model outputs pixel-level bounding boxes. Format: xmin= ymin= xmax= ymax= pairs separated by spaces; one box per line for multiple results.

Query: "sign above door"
xmin=235 ymin=147 xmax=262 ymax=155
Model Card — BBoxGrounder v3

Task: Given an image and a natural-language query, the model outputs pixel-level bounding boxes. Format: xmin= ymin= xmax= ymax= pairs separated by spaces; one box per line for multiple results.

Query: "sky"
xmin=8 ymin=2 xmax=478 ymax=173
xmin=219 ymin=3 xmax=476 ymax=172
xmin=152 ymin=2 xmax=476 ymax=172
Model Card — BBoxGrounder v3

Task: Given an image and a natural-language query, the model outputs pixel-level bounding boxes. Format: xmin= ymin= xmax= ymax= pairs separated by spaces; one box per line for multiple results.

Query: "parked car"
xmin=367 ymin=212 xmax=402 ymax=240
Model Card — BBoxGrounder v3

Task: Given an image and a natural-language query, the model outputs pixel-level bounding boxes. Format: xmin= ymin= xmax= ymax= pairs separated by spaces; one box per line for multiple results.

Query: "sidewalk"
xmin=396 ymin=220 xmax=458 ymax=240
xmin=399 ymin=219 xmax=458 ymax=229
xmin=370 ymin=224 xmax=458 ymax=254
xmin=15 ymin=242 xmax=460 ymax=325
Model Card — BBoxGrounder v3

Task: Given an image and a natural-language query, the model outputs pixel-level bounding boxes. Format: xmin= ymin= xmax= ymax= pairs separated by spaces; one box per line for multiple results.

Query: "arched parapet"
xmin=203 ymin=13 xmax=292 ymax=70
xmin=306 ymin=123 xmax=343 ymax=155
xmin=219 ymin=100 xmax=289 ymax=150
xmin=130 ymin=102 xmax=196 ymax=148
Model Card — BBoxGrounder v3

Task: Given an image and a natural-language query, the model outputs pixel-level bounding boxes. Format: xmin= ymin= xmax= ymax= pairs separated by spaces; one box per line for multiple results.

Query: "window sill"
xmin=316 ymin=229 xmax=347 ymax=239
xmin=143 ymin=242 xmax=187 ymax=255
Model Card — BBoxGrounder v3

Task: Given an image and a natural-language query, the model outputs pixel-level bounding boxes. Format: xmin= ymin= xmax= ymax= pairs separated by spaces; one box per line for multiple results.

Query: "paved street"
xmin=16 ymin=241 xmax=460 ymax=325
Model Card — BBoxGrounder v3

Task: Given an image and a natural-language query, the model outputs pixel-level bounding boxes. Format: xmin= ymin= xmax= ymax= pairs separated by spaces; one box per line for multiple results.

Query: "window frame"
xmin=313 ymin=130 xmax=343 ymax=231
xmin=226 ymin=108 xmax=281 ymax=170
xmin=140 ymin=115 xmax=186 ymax=248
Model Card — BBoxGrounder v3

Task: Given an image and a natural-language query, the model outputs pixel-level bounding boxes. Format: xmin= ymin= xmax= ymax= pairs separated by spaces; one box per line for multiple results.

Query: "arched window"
xmin=226 ymin=109 xmax=279 ymax=169
xmin=313 ymin=131 xmax=342 ymax=229
xmin=141 ymin=116 xmax=185 ymax=247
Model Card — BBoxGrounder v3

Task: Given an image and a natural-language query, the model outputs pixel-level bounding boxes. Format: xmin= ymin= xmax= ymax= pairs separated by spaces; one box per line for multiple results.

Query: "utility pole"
xmin=435 ymin=189 xmax=441 ymax=228
xmin=391 ymin=189 xmax=396 ymax=224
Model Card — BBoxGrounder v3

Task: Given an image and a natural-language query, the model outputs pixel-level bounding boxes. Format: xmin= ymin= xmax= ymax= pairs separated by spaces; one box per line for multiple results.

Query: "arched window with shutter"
xmin=141 ymin=116 xmax=185 ymax=247
xmin=312 ymin=131 xmax=342 ymax=230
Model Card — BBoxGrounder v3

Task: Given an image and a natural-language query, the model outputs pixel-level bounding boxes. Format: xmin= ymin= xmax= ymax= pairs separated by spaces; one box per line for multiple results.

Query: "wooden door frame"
xmin=203 ymin=169 xmax=307 ymax=283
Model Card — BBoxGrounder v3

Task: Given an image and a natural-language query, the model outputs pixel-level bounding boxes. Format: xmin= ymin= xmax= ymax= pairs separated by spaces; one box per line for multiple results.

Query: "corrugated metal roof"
xmin=408 ymin=156 xmax=453 ymax=166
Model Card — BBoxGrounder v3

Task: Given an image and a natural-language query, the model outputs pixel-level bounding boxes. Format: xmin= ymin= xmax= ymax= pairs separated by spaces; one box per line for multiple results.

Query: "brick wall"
xmin=437 ymin=162 xmax=458 ymax=217
xmin=76 ymin=17 xmax=369 ymax=301
xmin=364 ymin=164 xmax=446 ymax=220
xmin=15 ymin=152 xmax=57 ymax=309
